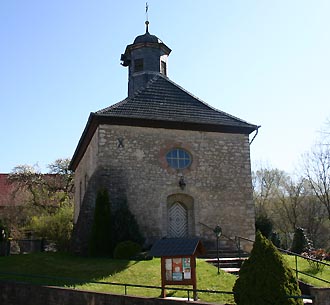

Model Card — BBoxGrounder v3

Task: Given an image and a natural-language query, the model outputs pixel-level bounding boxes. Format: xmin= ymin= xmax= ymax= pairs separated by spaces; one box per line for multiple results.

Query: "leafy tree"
xmin=299 ymin=195 xmax=328 ymax=248
xmin=8 ymin=159 xmax=74 ymax=213
xmin=252 ymin=164 xmax=330 ymax=249
xmin=6 ymin=159 xmax=74 ymax=244
xmin=274 ymin=176 xmax=307 ymax=232
xmin=253 ymin=168 xmax=286 ymax=214
xmin=88 ymin=188 xmax=112 ymax=256
xmin=29 ymin=204 xmax=73 ymax=251
xmin=233 ymin=232 xmax=303 ymax=305
xmin=303 ymin=144 xmax=330 ymax=220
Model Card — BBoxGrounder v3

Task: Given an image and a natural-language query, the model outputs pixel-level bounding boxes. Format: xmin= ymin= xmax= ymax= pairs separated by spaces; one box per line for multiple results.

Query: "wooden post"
xmin=161 ymin=257 xmax=166 ymax=298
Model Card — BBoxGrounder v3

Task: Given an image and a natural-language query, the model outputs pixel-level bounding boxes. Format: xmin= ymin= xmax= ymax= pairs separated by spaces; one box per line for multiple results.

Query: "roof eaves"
xmin=93 ymin=114 xmax=257 ymax=134
xmin=69 ymin=113 xmax=99 ymax=171
xmin=160 ymin=75 xmax=257 ymax=128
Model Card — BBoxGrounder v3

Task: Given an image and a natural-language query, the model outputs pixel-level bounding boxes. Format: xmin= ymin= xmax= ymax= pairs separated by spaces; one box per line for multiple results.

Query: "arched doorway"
xmin=168 ymin=202 xmax=188 ymax=237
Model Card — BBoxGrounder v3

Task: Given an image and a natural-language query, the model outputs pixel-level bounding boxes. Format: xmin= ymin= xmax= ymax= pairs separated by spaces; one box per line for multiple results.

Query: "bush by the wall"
xmin=88 ymin=189 xmax=112 ymax=256
xmin=112 ymin=201 xmax=144 ymax=247
xmin=233 ymin=231 xmax=303 ymax=305
xmin=113 ymin=240 xmax=142 ymax=259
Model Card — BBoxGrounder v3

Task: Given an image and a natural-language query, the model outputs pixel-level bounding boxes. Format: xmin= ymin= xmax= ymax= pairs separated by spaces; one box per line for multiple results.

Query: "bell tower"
xmin=121 ymin=21 xmax=171 ymax=97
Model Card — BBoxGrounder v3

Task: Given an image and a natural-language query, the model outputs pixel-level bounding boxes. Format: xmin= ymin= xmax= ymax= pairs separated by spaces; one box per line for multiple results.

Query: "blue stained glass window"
xmin=166 ymin=148 xmax=192 ymax=169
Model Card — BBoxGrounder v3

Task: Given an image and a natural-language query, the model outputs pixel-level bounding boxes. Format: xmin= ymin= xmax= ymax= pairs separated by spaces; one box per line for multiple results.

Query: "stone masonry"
xmin=70 ymin=25 xmax=258 ymax=255
xmin=71 ymin=124 xmax=255 ymax=254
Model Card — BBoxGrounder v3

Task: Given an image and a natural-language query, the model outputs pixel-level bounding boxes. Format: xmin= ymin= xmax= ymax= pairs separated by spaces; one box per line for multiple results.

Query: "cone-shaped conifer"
xmin=233 ymin=231 xmax=303 ymax=305
xmin=88 ymin=188 xmax=112 ymax=256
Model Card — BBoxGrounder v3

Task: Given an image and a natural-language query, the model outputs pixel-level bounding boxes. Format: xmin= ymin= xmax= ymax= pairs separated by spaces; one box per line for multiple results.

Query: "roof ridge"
xmin=131 ymin=73 xmax=162 ymax=98
xmin=96 ymin=74 xmax=163 ymax=114
xmin=163 ymin=76 xmax=255 ymax=126
xmin=96 ymin=97 xmax=129 ymax=114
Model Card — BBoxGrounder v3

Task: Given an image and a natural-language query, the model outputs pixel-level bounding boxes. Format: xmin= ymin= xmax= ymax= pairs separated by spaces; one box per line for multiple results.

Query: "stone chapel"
xmin=69 ymin=22 xmax=259 ymax=255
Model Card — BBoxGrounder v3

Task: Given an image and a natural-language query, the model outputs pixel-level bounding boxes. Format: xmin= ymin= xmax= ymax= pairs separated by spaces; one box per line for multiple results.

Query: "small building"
xmin=70 ymin=22 xmax=259 ymax=255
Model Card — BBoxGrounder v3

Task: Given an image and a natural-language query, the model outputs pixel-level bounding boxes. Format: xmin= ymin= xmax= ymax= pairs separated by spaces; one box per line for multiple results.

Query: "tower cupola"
xmin=121 ymin=21 xmax=171 ymax=97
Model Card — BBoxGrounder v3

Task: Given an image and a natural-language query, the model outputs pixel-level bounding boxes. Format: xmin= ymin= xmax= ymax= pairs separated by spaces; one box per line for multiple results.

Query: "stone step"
xmin=205 ymin=257 xmax=248 ymax=274
xmin=203 ymin=249 xmax=249 ymax=259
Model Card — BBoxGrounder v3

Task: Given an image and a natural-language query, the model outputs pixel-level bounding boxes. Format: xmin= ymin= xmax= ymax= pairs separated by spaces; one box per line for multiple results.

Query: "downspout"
xmin=249 ymin=125 xmax=261 ymax=145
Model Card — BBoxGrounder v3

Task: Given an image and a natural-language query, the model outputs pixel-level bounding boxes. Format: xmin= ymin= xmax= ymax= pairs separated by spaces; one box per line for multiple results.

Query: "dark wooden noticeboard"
xmin=149 ymin=238 xmax=205 ymax=300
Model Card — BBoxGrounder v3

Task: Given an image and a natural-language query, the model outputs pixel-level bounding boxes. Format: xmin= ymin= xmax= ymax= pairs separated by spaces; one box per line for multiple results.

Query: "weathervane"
xmin=145 ymin=2 xmax=149 ymax=33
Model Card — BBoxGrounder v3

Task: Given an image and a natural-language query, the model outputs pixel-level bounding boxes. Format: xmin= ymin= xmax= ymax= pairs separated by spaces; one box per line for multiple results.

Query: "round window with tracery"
xmin=166 ymin=148 xmax=192 ymax=169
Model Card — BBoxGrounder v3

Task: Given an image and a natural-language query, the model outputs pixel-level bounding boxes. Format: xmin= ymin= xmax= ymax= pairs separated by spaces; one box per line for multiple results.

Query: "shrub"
xmin=0 ymin=219 xmax=9 ymax=241
xmin=302 ymin=249 xmax=330 ymax=272
xmin=291 ymin=227 xmax=311 ymax=254
xmin=88 ymin=189 xmax=112 ymax=257
xmin=112 ymin=201 xmax=144 ymax=247
xmin=113 ymin=240 xmax=142 ymax=259
xmin=233 ymin=231 xmax=303 ymax=305
xmin=255 ymin=214 xmax=273 ymax=238
xmin=29 ymin=204 xmax=73 ymax=251
xmin=271 ymin=231 xmax=281 ymax=247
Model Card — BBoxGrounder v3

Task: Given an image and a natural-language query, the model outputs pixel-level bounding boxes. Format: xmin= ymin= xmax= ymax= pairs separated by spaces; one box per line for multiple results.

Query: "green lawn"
xmin=0 ymin=252 xmax=236 ymax=304
xmin=284 ymin=254 xmax=330 ymax=288
xmin=1 ymin=251 xmax=329 ymax=304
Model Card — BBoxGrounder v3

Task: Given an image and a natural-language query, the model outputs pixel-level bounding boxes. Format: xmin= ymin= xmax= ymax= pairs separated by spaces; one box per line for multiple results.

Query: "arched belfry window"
xmin=166 ymin=148 xmax=192 ymax=169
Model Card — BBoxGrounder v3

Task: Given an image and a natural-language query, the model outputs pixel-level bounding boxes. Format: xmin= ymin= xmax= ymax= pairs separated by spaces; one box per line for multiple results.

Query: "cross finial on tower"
xmin=145 ymin=2 xmax=149 ymax=33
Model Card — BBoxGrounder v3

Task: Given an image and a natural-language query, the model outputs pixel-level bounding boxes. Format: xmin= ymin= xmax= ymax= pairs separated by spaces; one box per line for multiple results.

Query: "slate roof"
xmin=148 ymin=238 xmax=205 ymax=257
xmin=96 ymin=74 xmax=258 ymax=133
xmin=69 ymin=73 xmax=259 ymax=170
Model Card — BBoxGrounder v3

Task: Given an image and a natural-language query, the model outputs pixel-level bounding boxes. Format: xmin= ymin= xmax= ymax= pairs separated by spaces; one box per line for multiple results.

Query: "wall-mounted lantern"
xmin=179 ymin=176 xmax=186 ymax=190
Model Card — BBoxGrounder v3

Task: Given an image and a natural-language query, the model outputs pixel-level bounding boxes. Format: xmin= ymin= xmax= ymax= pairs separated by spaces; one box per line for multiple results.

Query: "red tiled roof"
xmin=0 ymin=174 xmax=32 ymax=207
xmin=0 ymin=174 xmax=16 ymax=206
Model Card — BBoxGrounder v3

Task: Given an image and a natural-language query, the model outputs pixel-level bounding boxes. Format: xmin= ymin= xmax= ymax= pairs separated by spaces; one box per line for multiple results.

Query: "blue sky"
xmin=1 ymin=1 xmax=329 ymax=174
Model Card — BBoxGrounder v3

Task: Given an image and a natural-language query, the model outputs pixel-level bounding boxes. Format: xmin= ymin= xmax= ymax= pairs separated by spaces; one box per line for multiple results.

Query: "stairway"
xmin=203 ymin=248 xmax=249 ymax=274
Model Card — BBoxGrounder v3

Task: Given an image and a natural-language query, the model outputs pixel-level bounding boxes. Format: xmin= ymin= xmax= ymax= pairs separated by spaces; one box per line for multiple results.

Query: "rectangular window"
xmin=161 ymin=60 xmax=167 ymax=76
xmin=134 ymin=58 xmax=144 ymax=72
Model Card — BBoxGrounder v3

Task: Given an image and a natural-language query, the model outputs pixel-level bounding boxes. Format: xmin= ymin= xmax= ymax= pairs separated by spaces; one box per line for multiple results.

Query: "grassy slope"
xmin=0 ymin=252 xmax=236 ymax=304
xmin=1 ymin=252 xmax=329 ymax=304
xmin=284 ymin=255 xmax=330 ymax=288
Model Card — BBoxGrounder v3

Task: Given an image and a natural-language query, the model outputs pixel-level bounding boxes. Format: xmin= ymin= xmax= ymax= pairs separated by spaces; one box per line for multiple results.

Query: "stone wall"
xmin=310 ymin=287 xmax=330 ymax=305
xmin=1 ymin=281 xmax=328 ymax=305
xmin=73 ymin=128 xmax=99 ymax=222
xmin=0 ymin=281 xmax=218 ymax=305
xmin=72 ymin=124 xmax=255 ymax=254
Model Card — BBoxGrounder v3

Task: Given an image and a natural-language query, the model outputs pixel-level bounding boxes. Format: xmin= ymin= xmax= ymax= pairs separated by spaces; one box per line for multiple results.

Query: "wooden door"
xmin=168 ymin=202 xmax=188 ymax=237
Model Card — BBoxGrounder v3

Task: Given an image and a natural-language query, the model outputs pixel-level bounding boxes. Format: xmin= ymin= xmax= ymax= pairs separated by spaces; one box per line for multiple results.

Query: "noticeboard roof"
xmin=149 ymin=238 xmax=205 ymax=257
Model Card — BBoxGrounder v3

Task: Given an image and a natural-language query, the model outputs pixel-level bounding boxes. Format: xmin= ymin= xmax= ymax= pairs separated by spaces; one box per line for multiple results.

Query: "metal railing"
xmin=235 ymin=235 xmax=330 ymax=285
xmin=0 ymin=268 xmax=313 ymax=303
xmin=279 ymin=248 xmax=330 ymax=285
xmin=0 ymin=270 xmax=234 ymax=302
